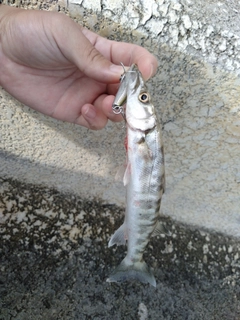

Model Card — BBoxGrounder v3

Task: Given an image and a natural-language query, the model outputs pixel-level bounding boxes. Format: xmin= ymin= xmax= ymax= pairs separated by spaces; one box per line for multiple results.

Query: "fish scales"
xmin=107 ymin=64 xmax=165 ymax=287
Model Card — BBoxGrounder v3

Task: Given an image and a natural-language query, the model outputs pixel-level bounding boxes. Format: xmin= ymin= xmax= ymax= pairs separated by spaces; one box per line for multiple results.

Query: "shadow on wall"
xmin=0 ymin=147 xmax=125 ymax=204
xmin=1 ymin=27 xmax=240 ymax=235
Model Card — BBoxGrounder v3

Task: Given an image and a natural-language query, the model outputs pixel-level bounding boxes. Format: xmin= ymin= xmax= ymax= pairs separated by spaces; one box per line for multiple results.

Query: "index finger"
xmin=109 ymin=41 xmax=158 ymax=81
xmin=83 ymin=28 xmax=158 ymax=81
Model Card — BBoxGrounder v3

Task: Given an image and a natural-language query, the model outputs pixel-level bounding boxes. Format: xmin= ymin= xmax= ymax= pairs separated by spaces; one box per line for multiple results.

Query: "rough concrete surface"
xmin=1 ymin=1 xmax=240 ymax=318
xmin=1 ymin=178 xmax=240 ymax=319
xmin=1 ymin=0 xmax=240 ymax=237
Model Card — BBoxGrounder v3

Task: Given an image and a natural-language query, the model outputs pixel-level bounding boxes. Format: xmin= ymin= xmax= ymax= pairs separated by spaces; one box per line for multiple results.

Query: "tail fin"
xmin=107 ymin=258 xmax=156 ymax=287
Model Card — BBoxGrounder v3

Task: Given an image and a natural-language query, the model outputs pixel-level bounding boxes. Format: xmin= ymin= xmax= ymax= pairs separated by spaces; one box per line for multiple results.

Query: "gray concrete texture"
xmin=1 ymin=0 xmax=240 ymax=237
xmin=1 ymin=0 xmax=240 ymax=318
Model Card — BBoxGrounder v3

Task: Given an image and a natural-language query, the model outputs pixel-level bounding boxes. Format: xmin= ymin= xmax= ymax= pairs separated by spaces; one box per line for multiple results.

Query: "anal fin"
xmin=108 ymin=224 xmax=127 ymax=247
xmin=152 ymin=220 xmax=170 ymax=237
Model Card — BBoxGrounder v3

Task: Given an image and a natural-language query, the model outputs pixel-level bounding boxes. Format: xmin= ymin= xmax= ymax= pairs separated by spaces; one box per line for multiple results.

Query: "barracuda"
xmin=107 ymin=64 xmax=165 ymax=287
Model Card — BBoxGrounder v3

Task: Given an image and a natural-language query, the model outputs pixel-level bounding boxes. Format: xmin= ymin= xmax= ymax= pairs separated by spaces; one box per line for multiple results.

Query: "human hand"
xmin=0 ymin=5 xmax=158 ymax=129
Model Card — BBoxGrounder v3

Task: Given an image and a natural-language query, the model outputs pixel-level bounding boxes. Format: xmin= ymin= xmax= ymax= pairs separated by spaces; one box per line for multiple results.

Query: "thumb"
xmin=77 ymin=42 xmax=123 ymax=83
xmin=56 ymin=17 xmax=123 ymax=83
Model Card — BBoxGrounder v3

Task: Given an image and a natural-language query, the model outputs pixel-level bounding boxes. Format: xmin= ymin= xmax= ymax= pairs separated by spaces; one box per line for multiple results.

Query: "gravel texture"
xmin=1 ymin=178 xmax=240 ymax=319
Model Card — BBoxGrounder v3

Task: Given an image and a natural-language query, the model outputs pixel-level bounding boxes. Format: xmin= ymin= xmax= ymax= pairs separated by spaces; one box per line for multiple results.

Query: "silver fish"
xmin=107 ymin=64 xmax=165 ymax=287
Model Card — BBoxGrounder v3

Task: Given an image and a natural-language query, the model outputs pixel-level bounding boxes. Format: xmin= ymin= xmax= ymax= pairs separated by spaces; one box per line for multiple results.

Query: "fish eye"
xmin=139 ymin=92 xmax=149 ymax=103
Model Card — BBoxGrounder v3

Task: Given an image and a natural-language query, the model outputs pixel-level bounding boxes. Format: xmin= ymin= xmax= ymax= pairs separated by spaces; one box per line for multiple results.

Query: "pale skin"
xmin=0 ymin=5 xmax=158 ymax=130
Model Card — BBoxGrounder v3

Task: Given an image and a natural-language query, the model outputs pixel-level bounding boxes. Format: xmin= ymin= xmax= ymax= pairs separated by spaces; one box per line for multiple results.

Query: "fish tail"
xmin=107 ymin=258 xmax=156 ymax=287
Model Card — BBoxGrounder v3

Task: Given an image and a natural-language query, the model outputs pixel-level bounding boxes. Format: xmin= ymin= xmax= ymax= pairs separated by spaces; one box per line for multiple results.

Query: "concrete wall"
xmin=1 ymin=0 xmax=240 ymax=237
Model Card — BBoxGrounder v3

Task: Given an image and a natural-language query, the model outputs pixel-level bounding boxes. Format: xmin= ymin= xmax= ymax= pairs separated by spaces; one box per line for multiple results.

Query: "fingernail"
xmin=110 ymin=64 xmax=124 ymax=75
xmin=84 ymin=105 xmax=96 ymax=119
xmin=144 ymin=64 xmax=154 ymax=81
xmin=150 ymin=63 xmax=155 ymax=78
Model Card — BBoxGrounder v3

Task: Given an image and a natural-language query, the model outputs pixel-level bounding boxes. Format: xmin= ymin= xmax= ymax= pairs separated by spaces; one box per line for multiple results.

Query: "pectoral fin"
xmin=123 ymin=162 xmax=131 ymax=186
xmin=137 ymin=136 xmax=152 ymax=160
xmin=115 ymin=164 xmax=126 ymax=182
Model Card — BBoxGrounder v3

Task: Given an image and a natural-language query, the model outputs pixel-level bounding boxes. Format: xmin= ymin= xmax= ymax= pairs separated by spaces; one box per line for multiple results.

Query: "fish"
xmin=107 ymin=64 xmax=165 ymax=287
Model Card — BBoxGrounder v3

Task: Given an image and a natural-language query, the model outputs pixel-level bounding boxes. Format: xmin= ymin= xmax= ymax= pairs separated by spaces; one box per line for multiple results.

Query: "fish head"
xmin=125 ymin=64 xmax=156 ymax=131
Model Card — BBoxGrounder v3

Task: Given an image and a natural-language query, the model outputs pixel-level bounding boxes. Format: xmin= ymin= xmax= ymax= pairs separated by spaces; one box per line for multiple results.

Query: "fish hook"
xmin=112 ymin=104 xmax=126 ymax=121
xmin=119 ymin=62 xmax=127 ymax=82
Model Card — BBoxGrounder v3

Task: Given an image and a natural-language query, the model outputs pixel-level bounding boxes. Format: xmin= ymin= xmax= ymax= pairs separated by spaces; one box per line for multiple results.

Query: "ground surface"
xmin=1 ymin=178 xmax=240 ymax=319
xmin=1 ymin=240 xmax=240 ymax=319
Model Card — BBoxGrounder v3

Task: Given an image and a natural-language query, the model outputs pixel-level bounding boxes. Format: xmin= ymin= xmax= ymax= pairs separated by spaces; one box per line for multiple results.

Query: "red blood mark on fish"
xmin=124 ymin=136 xmax=128 ymax=151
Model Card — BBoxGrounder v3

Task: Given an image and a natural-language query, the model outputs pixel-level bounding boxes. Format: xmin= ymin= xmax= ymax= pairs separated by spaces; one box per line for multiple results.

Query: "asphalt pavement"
xmin=1 ymin=178 xmax=240 ymax=319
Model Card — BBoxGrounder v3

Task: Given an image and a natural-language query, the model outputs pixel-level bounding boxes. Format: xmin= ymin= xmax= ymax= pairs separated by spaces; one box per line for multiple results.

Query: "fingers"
xmin=76 ymin=104 xmax=108 ymax=130
xmin=109 ymin=41 xmax=159 ymax=81
xmin=75 ymin=95 xmax=122 ymax=130
xmin=82 ymin=28 xmax=158 ymax=81
xmin=53 ymin=16 xmax=123 ymax=83
xmin=100 ymin=95 xmax=123 ymax=122
xmin=59 ymin=20 xmax=158 ymax=84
